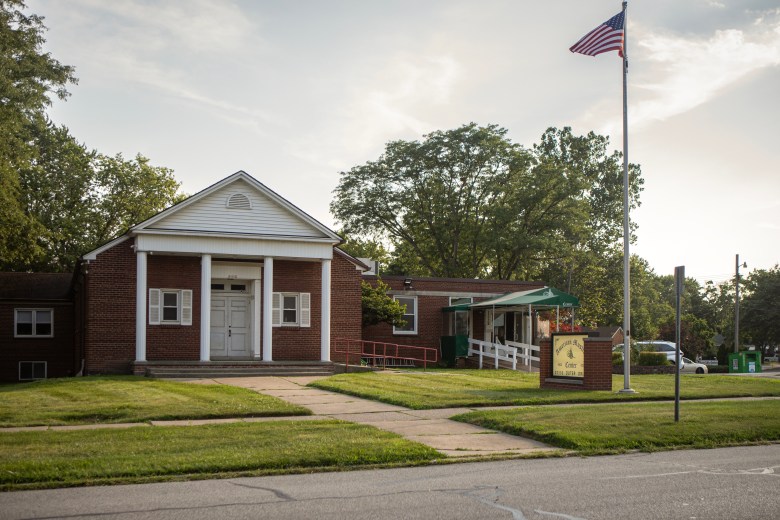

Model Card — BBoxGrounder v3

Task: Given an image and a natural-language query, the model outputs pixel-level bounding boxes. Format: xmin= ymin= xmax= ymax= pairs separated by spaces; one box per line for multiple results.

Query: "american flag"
xmin=569 ymin=11 xmax=625 ymax=57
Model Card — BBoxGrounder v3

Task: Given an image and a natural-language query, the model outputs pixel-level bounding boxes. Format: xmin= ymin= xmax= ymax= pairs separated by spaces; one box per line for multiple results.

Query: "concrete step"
xmin=143 ymin=364 xmax=335 ymax=379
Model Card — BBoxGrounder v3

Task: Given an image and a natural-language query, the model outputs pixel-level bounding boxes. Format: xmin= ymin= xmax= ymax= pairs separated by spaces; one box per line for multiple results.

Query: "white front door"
xmin=210 ymin=296 xmax=251 ymax=358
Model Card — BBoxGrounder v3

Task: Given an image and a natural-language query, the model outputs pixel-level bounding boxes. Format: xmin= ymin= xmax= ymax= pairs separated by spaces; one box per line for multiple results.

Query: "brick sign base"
xmin=539 ymin=338 xmax=612 ymax=391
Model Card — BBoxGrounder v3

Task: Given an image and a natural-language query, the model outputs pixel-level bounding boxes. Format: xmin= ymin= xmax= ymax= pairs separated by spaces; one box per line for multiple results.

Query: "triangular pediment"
xmin=131 ymin=172 xmax=340 ymax=242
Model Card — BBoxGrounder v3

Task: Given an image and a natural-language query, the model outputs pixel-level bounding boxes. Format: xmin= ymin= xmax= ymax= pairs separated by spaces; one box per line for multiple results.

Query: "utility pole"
xmin=734 ymin=254 xmax=746 ymax=353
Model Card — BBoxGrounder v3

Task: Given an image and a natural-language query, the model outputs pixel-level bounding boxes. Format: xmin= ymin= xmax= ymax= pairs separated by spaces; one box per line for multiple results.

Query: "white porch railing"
xmin=468 ymin=339 xmax=540 ymax=371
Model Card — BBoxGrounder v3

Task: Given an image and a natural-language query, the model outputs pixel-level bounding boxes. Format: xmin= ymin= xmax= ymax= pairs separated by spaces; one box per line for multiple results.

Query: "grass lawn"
xmin=0 ymin=420 xmax=441 ymax=490
xmin=309 ymin=369 xmax=780 ymax=409
xmin=0 ymin=376 xmax=309 ymax=427
xmin=453 ymin=399 xmax=780 ymax=455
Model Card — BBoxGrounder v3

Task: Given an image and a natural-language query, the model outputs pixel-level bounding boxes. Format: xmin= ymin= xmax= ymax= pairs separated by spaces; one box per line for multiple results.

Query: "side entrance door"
xmin=210 ymin=296 xmax=251 ymax=358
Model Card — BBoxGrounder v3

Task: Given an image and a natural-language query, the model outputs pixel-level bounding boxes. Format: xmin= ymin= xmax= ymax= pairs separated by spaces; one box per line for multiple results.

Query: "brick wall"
xmin=0 ymin=302 xmax=75 ymax=382
xmin=362 ymin=275 xmax=543 ymax=350
xmin=84 ymin=238 xmax=136 ymax=374
xmin=539 ymin=337 xmax=613 ymax=391
xmin=330 ymin=253 xmax=362 ymax=362
xmin=146 ymin=255 xmax=200 ymax=361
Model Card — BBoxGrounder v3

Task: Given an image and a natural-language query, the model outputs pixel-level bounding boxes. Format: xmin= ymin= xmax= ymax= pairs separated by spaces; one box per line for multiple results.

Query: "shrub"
xmin=612 ymin=352 xmax=623 ymax=366
xmin=708 ymin=365 xmax=729 ymax=373
xmin=638 ymin=352 xmax=670 ymax=366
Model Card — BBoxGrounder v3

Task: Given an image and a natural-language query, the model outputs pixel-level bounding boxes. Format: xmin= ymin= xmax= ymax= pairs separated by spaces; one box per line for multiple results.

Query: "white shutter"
xmin=272 ymin=292 xmax=281 ymax=327
xmin=180 ymin=290 xmax=193 ymax=326
xmin=149 ymin=289 xmax=161 ymax=325
xmin=300 ymin=292 xmax=311 ymax=328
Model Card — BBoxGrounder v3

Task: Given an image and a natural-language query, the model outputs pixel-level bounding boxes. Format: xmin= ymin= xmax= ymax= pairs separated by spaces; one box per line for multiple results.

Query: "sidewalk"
xmin=211 ymin=376 xmax=557 ymax=458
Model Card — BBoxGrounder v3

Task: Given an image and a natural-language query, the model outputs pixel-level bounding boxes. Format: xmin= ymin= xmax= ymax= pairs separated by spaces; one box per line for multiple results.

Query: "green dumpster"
xmin=729 ymin=352 xmax=763 ymax=373
xmin=440 ymin=335 xmax=469 ymax=367
xmin=744 ymin=351 xmax=762 ymax=373
xmin=728 ymin=352 xmax=745 ymax=373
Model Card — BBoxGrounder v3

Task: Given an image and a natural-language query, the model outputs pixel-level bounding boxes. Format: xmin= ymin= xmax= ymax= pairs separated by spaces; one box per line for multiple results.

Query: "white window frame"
xmin=18 ymin=361 xmax=47 ymax=381
xmin=393 ymin=296 xmax=418 ymax=335
xmin=149 ymin=289 xmax=193 ymax=326
xmin=272 ymin=292 xmax=311 ymax=328
xmin=14 ymin=308 xmax=54 ymax=338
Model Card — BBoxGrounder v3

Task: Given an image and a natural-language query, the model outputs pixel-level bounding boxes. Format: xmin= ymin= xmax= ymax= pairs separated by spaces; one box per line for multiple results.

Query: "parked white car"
xmin=680 ymin=357 xmax=708 ymax=374
xmin=635 ymin=340 xmax=684 ymax=365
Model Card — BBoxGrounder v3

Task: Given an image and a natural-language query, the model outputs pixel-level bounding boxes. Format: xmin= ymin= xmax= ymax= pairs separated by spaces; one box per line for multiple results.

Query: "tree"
xmin=361 ymin=278 xmax=406 ymax=327
xmin=0 ymin=0 xmax=76 ymax=270
xmin=331 ymin=124 xmax=643 ymax=282
xmin=740 ymin=265 xmax=780 ymax=348
xmin=17 ymin=122 xmax=183 ymax=271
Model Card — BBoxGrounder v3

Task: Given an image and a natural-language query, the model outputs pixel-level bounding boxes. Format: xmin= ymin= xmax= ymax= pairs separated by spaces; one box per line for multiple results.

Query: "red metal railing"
xmin=333 ymin=337 xmax=438 ymax=371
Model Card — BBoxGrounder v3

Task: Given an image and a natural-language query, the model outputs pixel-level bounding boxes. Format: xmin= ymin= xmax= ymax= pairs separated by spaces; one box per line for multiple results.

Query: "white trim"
xmin=321 ymin=259 xmax=331 ymax=362
xmin=263 ymin=257 xmax=273 ymax=361
xmin=135 ymin=228 xmax=339 ymax=244
xmin=82 ymin=235 xmax=130 ymax=261
xmin=13 ymin=308 xmax=54 ymax=338
xmin=200 ymin=255 xmax=211 ymax=361
xmin=393 ymin=295 xmax=418 ymax=335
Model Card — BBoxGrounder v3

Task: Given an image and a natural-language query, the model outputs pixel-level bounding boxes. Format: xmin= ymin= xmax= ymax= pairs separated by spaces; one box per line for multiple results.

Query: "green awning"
xmin=470 ymin=286 xmax=580 ymax=308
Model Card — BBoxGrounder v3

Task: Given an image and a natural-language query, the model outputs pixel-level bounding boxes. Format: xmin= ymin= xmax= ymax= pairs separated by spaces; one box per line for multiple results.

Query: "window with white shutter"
xmin=149 ymin=289 xmax=192 ymax=326
xmin=300 ymin=293 xmax=311 ymax=328
xmin=272 ymin=292 xmax=282 ymax=326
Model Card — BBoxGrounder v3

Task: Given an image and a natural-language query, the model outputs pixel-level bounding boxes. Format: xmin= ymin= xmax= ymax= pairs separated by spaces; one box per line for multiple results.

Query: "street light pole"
xmin=734 ymin=254 xmax=746 ymax=353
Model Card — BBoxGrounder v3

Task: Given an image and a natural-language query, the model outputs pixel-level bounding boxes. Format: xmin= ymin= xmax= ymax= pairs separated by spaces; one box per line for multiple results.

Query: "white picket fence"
xmin=467 ymin=338 xmax=540 ymax=371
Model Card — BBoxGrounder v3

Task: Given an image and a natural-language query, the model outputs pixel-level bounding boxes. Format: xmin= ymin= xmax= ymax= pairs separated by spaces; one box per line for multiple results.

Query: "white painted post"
xmin=253 ymin=278 xmax=261 ymax=358
xmin=320 ymin=259 xmax=331 ymax=362
xmin=200 ymin=254 xmax=211 ymax=362
xmin=263 ymin=257 xmax=273 ymax=361
xmin=135 ymin=251 xmax=147 ymax=362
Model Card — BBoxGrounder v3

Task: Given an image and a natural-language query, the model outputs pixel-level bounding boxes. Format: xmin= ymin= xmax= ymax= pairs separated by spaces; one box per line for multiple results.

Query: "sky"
xmin=28 ymin=0 xmax=780 ymax=286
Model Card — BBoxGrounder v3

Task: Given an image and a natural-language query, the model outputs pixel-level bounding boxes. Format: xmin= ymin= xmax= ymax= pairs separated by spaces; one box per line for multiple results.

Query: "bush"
xmin=612 ymin=352 xmax=623 ymax=366
xmin=638 ymin=352 xmax=670 ymax=366
xmin=708 ymin=365 xmax=729 ymax=373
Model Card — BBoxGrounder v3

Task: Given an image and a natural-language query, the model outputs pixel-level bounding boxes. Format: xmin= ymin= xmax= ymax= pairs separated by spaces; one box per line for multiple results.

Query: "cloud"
xmin=70 ymin=0 xmax=255 ymax=52
xmin=631 ymin=12 xmax=780 ymax=127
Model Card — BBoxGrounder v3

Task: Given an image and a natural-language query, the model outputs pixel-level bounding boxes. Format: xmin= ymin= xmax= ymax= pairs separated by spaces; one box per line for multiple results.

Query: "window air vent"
xmin=227 ymin=193 xmax=251 ymax=209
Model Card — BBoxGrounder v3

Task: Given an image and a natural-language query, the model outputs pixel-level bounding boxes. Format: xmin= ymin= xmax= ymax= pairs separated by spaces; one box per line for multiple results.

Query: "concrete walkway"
xmin=211 ymin=376 xmax=556 ymax=458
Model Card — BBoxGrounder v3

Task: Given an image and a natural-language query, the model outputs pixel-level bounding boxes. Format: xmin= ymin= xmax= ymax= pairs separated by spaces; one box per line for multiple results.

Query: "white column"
xmin=135 ymin=251 xmax=147 ymax=362
xmin=262 ymin=257 xmax=273 ymax=361
xmin=320 ymin=259 xmax=331 ymax=362
xmin=200 ymin=254 xmax=211 ymax=362
xmin=252 ymin=278 xmax=261 ymax=358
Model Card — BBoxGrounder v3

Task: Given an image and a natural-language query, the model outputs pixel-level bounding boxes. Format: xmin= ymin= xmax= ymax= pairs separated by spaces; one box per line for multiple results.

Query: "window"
xmin=14 ymin=309 xmax=53 ymax=338
xmin=393 ymin=296 xmax=417 ymax=335
xmin=162 ymin=291 xmax=179 ymax=322
xmin=19 ymin=361 xmax=46 ymax=380
xmin=449 ymin=296 xmax=473 ymax=306
xmin=272 ymin=292 xmax=311 ymax=327
xmin=149 ymin=289 xmax=193 ymax=325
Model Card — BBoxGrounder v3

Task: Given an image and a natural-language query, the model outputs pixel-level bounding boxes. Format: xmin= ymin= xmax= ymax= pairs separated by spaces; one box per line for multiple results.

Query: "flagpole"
xmin=619 ymin=0 xmax=635 ymax=393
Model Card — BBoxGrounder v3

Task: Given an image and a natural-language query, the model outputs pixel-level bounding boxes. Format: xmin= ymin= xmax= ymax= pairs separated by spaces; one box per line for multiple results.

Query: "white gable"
xmin=144 ymin=178 xmax=332 ymax=240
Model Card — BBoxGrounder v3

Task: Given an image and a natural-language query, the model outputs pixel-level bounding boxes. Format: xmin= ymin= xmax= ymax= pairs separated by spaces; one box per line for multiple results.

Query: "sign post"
xmin=674 ymin=265 xmax=685 ymax=422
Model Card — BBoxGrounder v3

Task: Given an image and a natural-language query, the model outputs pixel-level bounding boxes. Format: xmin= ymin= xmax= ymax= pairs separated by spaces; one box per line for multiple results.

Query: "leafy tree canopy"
xmin=0 ymin=1 xmax=183 ymax=272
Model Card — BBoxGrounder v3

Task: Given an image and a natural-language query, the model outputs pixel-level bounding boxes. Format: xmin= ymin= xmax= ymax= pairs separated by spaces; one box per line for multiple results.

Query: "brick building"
xmin=0 ymin=171 xmax=365 ymax=382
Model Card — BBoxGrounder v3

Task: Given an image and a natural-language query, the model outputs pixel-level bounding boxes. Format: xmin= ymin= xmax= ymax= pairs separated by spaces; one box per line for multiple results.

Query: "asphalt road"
xmin=2 ymin=444 xmax=778 ymax=520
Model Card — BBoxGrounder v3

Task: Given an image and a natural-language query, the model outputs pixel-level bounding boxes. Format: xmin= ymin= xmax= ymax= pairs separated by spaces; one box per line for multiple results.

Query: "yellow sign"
xmin=552 ymin=334 xmax=586 ymax=379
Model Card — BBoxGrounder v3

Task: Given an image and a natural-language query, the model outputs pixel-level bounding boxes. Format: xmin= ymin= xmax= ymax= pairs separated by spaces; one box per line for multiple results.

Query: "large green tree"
xmin=0 ymin=0 xmax=76 ymax=269
xmin=17 ymin=121 xmax=183 ymax=271
xmin=1 ymin=1 xmax=183 ymax=272
xmin=740 ymin=265 xmax=780 ymax=348
xmin=331 ymin=123 xmax=643 ymax=283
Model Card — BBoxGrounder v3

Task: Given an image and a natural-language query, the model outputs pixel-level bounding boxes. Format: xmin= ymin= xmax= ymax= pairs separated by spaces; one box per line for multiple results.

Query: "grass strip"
xmin=310 ymin=370 xmax=780 ymax=409
xmin=0 ymin=420 xmax=441 ymax=490
xmin=0 ymin=376 xmax=309 ymax=427
xmin=453 ymin=399 xmax=780 ymax=455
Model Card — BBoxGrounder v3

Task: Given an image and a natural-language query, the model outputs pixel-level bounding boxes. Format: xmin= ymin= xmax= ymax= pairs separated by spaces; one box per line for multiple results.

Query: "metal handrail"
xmin=333 ymin=337 xmax=438 ymax=372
